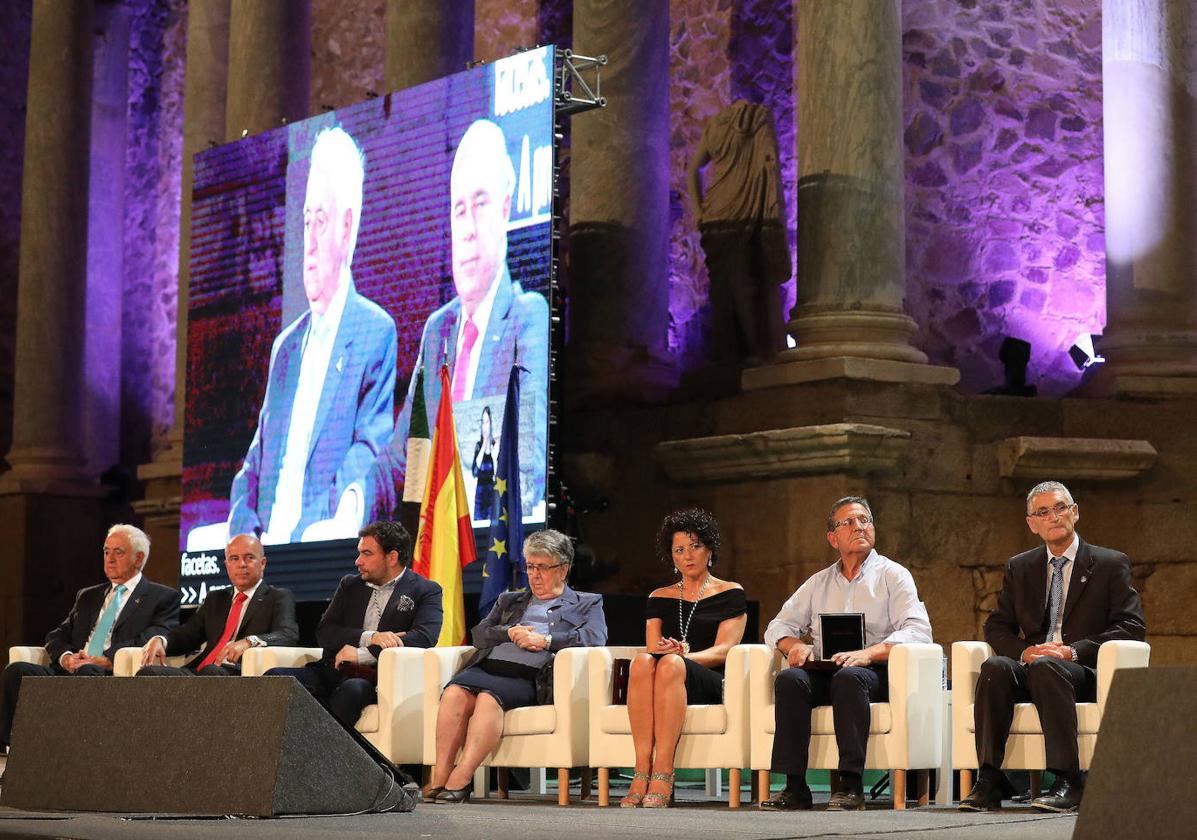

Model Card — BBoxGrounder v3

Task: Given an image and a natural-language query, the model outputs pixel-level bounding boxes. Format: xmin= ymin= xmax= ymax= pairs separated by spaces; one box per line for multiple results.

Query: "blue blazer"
xmin=315 ymin=569 xmax=443 ymax=662
xmin=368 ymin=269 xmax=549 ymax=519
xmin=229 ymin=285 xmax=397 ymax=538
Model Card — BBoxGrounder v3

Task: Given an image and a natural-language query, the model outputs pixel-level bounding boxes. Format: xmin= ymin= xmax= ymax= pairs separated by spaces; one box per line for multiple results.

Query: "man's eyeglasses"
xmin=525 ymin=562 xmax=565 ymax=575
xmin=832 ymin=515 xmax=873 ymax=530
xmin=1028 ymin=502 xmax=1074 ymax=520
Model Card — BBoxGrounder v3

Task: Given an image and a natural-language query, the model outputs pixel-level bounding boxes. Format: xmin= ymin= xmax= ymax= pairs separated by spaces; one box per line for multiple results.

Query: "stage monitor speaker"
xmin=0 ymin=676 xmax=411 ymax=816
xmin=1075 ymin=665 xmax=1197 ymax=840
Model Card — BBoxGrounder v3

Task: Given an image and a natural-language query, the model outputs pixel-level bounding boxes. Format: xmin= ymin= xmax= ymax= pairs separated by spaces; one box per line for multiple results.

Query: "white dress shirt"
xmin=265 ymin=270 xmax=352 ymax=543
xmin=764 ymin=550 xmax=933 ymax=658
xmin=1046 ymin=533 xmax=1079 ymax=644
xmin=356 ymin=568 xmax=405 ymax=664
xmin=454 ymin=264 xmax=502 ymax=400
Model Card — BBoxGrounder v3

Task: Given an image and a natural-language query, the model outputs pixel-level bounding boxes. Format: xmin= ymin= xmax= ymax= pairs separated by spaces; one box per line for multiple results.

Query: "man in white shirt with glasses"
xmin=761 ymin=496 xmax=932 ymax=812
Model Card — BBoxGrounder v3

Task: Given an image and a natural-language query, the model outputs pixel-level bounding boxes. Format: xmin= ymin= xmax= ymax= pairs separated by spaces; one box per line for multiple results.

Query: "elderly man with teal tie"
xmin=0 ymin=524 xmax=180 ymax=752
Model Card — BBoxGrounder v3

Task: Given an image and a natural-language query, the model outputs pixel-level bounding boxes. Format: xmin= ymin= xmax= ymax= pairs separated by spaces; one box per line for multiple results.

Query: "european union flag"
xmin=479 ymin=364 xmax=526 ymax=616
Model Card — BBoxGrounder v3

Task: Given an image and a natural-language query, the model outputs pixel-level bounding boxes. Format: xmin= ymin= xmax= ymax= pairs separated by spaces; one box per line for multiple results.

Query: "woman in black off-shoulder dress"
xmin=622 ymin=509 xmax=748 ymax=808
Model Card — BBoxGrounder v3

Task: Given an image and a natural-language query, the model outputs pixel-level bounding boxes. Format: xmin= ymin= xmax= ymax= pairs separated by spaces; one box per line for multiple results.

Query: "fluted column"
xmin=1093 ymin=0 xmax=1197 ymax=396
xmin=136 ymin=0 xmax=231 ymax=543
xmin=745 ymin=0 xmax=956 ymax=390
xmin=225 ymin=0 xmax=310 ymax=139
xmin=568 ymin=0 xmax=675 ymax=405
xmin=384 ymin=0 xmax=474 ymax=92
xmin=0 ymin=0 xmax=96 ymax=492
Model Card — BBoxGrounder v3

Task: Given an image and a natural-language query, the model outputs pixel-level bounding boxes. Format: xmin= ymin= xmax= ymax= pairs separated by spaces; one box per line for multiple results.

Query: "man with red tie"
xmin=137 ymin=533 xmax=299 ymax=676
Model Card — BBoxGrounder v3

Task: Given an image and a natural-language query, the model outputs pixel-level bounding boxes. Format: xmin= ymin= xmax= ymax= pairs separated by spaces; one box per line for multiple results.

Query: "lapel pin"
xmin=336 ymin=355 xmax=344 ymax=373
xmin=1080 ymin=576 xmax=1087 ymax=583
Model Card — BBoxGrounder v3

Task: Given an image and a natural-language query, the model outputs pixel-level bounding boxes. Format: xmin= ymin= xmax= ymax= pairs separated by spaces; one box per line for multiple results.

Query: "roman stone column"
xmin=569 ymin=0 xmax=675 ymax=405
xmin=136 ymin=0 xmax=231 ymax=558
xmin=0 ymin=0 xmax=96 ymax=492
xmin=745 ymin=0 xmax=956 ymax=389
xmin=1094 ymin=0 xmax=1197 ymax=396
xmin=225 ymin=0 xmax=311 ymax=139
xmin=384 ymin=0 xmax=474 ymax=92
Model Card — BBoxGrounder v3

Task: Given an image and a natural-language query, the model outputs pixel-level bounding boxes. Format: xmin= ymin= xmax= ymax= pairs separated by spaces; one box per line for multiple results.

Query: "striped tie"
xmin=1046 ymin=555 xmax=1068 ymax=642
xmin=86 ymin=584 xmax=127 ymax=657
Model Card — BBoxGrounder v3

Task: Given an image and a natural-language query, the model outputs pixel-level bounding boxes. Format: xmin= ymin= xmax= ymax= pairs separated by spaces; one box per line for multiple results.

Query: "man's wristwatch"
xmin=1069 ymin=645 xmax=1078 ymax=662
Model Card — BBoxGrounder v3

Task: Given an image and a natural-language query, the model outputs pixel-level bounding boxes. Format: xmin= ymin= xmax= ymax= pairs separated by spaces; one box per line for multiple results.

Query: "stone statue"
xmin=688 ymin=100 xmax=790 ymax=366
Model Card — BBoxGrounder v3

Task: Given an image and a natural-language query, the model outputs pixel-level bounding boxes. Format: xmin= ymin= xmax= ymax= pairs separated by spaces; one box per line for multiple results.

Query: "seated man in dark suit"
xmin=137 ymin=533 xmax=299 ymax=675
xmin=0 ymin=524 xmax=180 ymax=751
xmin=960 ymin=480 xmax=1147 ymax=813
xmin=267 ymin=520 xmax=442 ymax=726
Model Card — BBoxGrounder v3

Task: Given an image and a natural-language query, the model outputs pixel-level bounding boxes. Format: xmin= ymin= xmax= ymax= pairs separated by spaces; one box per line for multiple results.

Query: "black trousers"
xmin=136 ymin=664 xmax=239 ymax=677
xmin=266 ymin=664 xmax=375 ymax=728
xmin=1 ymin=661 xmax=110 ymax=747
xmin=973 ymin=655 xmax=1095 ymax=773
xmin=770 ymin=665 xmax=887 ymax=778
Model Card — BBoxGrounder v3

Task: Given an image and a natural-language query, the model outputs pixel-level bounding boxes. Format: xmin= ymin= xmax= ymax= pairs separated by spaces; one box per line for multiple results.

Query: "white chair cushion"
xmin=355 ymin=704 xmax=379 ymax=733
xmin=502 ymin=705 xmax=557 ymax=736
xmin=598 ymin=704 xmax=728 ymax=735
xmin=965 ymin=702 xmax=1101 ymax=734
xmin=760 ymin=703 xmax=893 ymax=735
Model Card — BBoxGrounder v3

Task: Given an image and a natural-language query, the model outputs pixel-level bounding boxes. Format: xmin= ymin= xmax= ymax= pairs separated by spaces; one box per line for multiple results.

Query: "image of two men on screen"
xmin=224 ymin=119 xmax=548 ymax=547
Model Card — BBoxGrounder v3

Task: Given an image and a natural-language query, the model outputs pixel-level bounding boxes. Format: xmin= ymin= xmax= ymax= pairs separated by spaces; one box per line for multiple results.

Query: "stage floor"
xmin=0 ymin=794 xmax=1078 ymax=840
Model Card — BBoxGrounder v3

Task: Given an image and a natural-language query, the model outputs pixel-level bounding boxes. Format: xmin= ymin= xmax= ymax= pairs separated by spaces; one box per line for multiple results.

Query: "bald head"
xmin=225 ymin=533 xmax=266 ymax=591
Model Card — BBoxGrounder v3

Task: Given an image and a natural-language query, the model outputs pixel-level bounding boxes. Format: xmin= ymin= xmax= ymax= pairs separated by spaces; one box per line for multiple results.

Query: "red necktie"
xmin=197 ymin=591 xmax=248 ymax=670
xmin=451 ymin=318 xmax=479 ymax=402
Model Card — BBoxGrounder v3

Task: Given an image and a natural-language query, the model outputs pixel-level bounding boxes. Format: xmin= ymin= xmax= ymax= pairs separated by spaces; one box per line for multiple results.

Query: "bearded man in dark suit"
xmin=960 ymin=481 xmax=1147 ymax=814
xmin=137 ymin=533 xmax=298 ymax=676
xmin=0 ymin=524 xmax=180 ymax=750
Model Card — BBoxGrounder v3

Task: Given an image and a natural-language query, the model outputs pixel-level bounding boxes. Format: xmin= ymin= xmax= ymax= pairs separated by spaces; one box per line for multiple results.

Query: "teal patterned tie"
xmin=86 ymin=583 xmax=127 ymax=657
xmin=1046 ymin=556 xmax=1068 ymax=642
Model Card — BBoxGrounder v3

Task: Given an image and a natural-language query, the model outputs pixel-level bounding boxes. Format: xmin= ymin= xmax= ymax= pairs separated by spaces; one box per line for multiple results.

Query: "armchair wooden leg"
xmin=892 ymin=769 xmax=907 ymax=810
xmin=959 ymin=769 xmax=973 ymax=801
xmin=916 ymin=769 xmax=930 ymax=806
xmin=597 ymin=768 xmax=610 ymax=807
xmin=758 ymin=770 xmax=771 ymax=802
xmin=1030 ymin=770 xmax=1042 ymax=799
xmin=729 ymin=768 xmax=741 ymax=809
xmin=580 ymin=767 xmax=592 ymax=800
xmin=558 ymin=768 xmax=570 ymax=806
xmin=497 ymin=768 xmax=509 ymax=800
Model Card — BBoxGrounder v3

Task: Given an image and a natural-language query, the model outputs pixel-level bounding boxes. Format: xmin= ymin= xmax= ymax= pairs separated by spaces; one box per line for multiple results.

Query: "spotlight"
xmin=1068 ymin=333 xmax=1104 ymax=370
xmin=984 ymin=336 xmax=1037 ymax=396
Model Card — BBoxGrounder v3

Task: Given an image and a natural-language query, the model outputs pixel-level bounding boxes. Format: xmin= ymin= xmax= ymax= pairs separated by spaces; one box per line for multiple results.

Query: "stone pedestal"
xmin=384 ymin=0 xmax=473 ymax=92
xmin=225 ymin=0 xmax=310 ymax=138
xmin=0 ymin=0 xmax=95 ymax=494
xmin=750 ymin=0 xmax=954 ymax=391
xmin=568 ymin=0 xmax=676 ymax=405
xmin=1092 ymin=0 xmax=1197 ymax=396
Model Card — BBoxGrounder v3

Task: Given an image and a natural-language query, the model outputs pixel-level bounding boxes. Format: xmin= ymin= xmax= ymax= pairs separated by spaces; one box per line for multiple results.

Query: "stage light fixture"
xmin=1068 ymin=333 xmax=1105 ymax=370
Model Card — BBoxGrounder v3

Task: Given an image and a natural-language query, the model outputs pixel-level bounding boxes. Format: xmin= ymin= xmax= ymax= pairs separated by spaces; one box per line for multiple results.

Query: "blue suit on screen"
xmin=229 ymin=285 xmax=397 ymax=539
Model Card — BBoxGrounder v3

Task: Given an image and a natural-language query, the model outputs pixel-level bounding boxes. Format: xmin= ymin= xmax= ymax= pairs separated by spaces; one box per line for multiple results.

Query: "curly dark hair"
xmin=359 ymin=520 xmax=413 ymax=566
xmin=656 ymin=508 xmax=722 ymax=568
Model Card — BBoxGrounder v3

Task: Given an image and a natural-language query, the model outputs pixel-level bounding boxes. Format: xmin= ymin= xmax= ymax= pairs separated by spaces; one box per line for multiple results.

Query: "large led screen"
xmin=180 ymin=47 xmax=556 ymax=601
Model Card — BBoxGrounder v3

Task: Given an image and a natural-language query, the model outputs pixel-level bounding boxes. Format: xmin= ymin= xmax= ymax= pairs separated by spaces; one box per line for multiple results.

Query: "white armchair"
xmin=113 ymin=644 xmax=189 ymax=676
xmin=8 ymin=647 xmax=51 ymax=667
xmin=748 ymin=643 xmax=944 ymax=809
xmin=588 ymin=645 xmax=752 ymax=808
xmin=423 ymin=645 xmax=592 ymax=805
xmin=951 ymin=639 xmax=1150 ymax=798
xmin=243 ymin=645 xmax=428 ymax=765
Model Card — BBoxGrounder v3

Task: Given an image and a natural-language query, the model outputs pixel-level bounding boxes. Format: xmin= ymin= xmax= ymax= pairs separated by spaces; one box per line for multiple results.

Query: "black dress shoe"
xmin=1031 ymin=777 xmax=1083 ymax=812
xmin=958 ymin=775 xmax=1010 ymax=812
xmin=826 ymin=788 xmax=865 ymax=811
xmin=760 ymin=788 xmax=813 ymax=811
xmin=436 ymin=786 xmax=472 ymax=804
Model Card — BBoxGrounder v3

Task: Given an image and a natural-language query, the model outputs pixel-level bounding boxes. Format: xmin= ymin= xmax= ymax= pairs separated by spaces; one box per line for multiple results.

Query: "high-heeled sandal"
xmin=642 ymin=772 xmax=674 ymax=808
xmin=619 ymin=771 xmax=651 ymax=808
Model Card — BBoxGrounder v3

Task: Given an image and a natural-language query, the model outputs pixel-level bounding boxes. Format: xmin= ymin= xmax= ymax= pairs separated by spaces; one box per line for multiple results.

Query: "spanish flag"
xmin=413 ymin=365 xmax=477 ymax=646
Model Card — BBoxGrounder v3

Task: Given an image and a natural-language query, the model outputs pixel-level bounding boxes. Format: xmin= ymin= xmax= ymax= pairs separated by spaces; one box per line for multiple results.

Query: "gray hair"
xmin=307 ymin=125 xmax=366 ymax=265
xmin=523 ymin=529 xmax=574 ymax=568
xmin=452 ymin=119 xmax=516 ymax=201
xmin=826 ymin=496 xmax=873 ymax=532
xmin=1025 ymin=481 xmax=1074 ymax=512
xmin=108 ymin=523 xmax=150 ymax=569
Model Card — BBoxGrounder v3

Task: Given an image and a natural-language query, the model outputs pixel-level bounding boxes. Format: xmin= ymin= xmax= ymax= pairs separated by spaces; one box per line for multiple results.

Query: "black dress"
xmin=646 ymin=588 xmax=748 ymax=703
xmin=472 ymin=444 xmax=495 ymax=519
